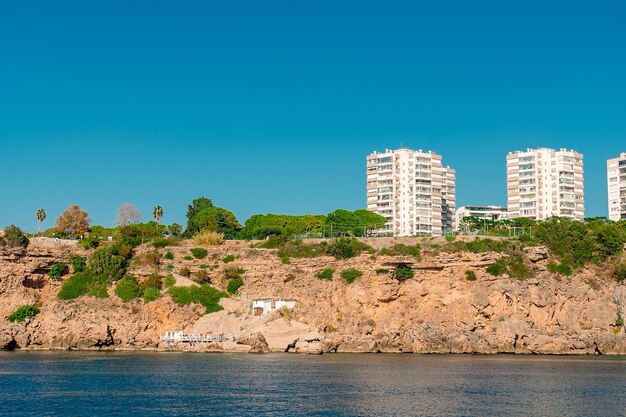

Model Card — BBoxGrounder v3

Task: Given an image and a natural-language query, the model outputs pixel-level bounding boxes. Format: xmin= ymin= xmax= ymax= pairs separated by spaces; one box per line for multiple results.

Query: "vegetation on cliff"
xmin=1 ymin=225 xmax=29 ymax=248
xmin=168 ymin=285 xmax=227 ymax=313
xmin=7 ymin=305 xmax=40 ymax=323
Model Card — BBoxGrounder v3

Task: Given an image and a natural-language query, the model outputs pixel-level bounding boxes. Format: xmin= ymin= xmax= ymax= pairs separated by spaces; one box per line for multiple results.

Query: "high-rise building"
xmin=607 ymin=152 xmax=626 ymax=221
xmin=366 ymin=148 xmax=456 ymax=236
xmin=506 ymin=148 xmax=584 ymax=220
xmin=454 ymin=205 xmax=508 ymax=231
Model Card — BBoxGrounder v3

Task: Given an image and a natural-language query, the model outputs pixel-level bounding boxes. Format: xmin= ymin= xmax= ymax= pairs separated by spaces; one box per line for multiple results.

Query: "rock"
xmin=236 ymin=332 xmax=270 ymax=353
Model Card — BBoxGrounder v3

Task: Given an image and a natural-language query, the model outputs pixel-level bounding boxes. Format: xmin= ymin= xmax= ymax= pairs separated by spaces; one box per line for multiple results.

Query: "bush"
xmin=224 ymin=266 xmax=245 ymax=281
xmin=164 ymin=275 xmax=176 ymax=288
xmin=375 ymin=268 xmax=389 ymax=275
xmin=199 ymin=264 xmax=208 ymax=269
xmin=327 ymin=237 xmax=374 ymax=260
xmin=164 ymin=251 xmax=174 ymax=260
xmin=168 ymin=285 xmax=228 ymax=313
xmin=140 ymin=274 xmax=163 ymax=291
xmin=193 ymin=269 xmax=211 ymax=283
xmin=341 ymin=268 xmax=363 ymax=283
xmin=88 ymin=248 xmax=127 ymax=281
xmin=7 ymin=305 xmax=39 ymax=322
xmin=445 ymin=235 xmax=456 ymax=242
xmin=616 ymin=264 xmax=626 ymax=283
xmin=87 ymin=283 xmax=109 ymax=298
xmin=276 ymin=240 xmax=325 ymax=261
xmin=255 ymin=234 xmax=289 ymax=249
xmin=2 ymin=225 xmax=29 ymax=248
xmin=179 ymin=267 xmax=192 ymax=277
xmin=190 ymin=248 xmax=208 ymax=259
xmin=465 ymin=239 xmax=508 ymax=253
xmin=222 ymin=254 xmax=237 ymax=263
xmin=316 ymin=268 xmax=334 ymax=281
xmin=115 ymin=276 xmax=142 ymax=301
xmin=49 ymin=263 xmax=69 ymax=280
xmin=184 ymin=255 xmax=193 ymax=261
xmin=193 ymin=231 xmax=224 ymax=246
xmin=379 ymin=243 xmax=421 ymax=258
xmin=143 ymin=287 xmax=161 ymax=302
xmin=465 ymin=270 xmax=477 ymax=281
xmin=144 ymin=251 xmax=161 ymax=266
xmin=486 ymin=254 xmax=533 ymax=279
xmin=152 ymin=237 xmax=180 ymax=249
xmin=70 ymin=255 xmax=86 ymax=273
xmin=393 ymin=265 xmax=414 ymax=281
xmin=58 ymin=271 xmax=98 ymax=300
xmin=547 ymin=262 xmax=573 ymax=276
xmin=79 ymin=237 xmax=100 ymax=249
xmin=227 ymin=277 xmax=244 ymax=294
xmin=616 ymin=311 xmax=624 ymax=328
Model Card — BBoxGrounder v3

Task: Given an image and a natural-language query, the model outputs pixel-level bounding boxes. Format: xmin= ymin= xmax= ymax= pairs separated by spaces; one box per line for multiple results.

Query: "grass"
xmin=152 ymin=237 xmax=180 ymax=248
xmin=168 ymin=285 xmax=228 ymax=313
xmin=164 ymin=251 xmax=174 ymax=260
xmin=7 ymin=305 xmax=40 ymax=322
xmin=143 ymin=287 xmax=161 ymax=302
xmin=375 ymin=268 xmax=389 ymax=275
xmin=379 ymin=243 xmax=421 ymax=258
xmin=193 ymin=231 xmax=224 ymax=246
xmin=164 ymin=274 xmax=176 ymax=288
xmin=316 ymin=268 xmax=334 ymax=281
xmin=222 ymin=254 xmax=237 ymax=263
xmin=486 ymin=254 xmax=533 ymax=279
xmin=341 ymin=268 xmax=363 ymax=284
xmin=190 ymin=248 xmax=208 ymax=259
xmin=227 ymin=277 xmax=244 ymax=294
xmin=465 ymin=270 xmax=477 ymax=281
xmin=547 ymin=261 xmax=573 ymax=276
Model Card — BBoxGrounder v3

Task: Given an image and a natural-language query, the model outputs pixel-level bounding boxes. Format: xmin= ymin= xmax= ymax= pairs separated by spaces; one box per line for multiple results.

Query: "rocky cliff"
xmin=1 ymin=237 xmax=625 ymax=354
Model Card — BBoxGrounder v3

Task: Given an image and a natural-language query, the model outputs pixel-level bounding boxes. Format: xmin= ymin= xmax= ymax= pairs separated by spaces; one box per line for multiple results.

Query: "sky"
xmin=1 ymin=1 xmax=625 ymax=232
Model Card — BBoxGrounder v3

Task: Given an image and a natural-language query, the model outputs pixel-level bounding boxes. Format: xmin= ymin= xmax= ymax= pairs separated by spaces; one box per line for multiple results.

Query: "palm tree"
xmin=36 ymin=208 xmax=46 ymax=234
xmin=153 ymin=205 xmax=164 ymax=225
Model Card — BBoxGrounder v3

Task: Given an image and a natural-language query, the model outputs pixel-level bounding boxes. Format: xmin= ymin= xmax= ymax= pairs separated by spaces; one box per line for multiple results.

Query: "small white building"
xmin=455 ymin=205 xmax=509 ymax=231
xmin=162 ymin=331 xmax=184 ymax=342
xmin=252 ymin=298 xmax=297 ymax=316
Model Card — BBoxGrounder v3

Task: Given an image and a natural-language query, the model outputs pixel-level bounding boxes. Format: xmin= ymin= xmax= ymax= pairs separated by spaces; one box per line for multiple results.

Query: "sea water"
xmin=0 ymin=352 xmax=625 ymax=416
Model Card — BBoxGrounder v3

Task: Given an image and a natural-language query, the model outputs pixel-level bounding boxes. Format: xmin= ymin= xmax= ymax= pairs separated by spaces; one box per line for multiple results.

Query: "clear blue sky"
xmin=1 ymin=1 xmax=625 ymax=232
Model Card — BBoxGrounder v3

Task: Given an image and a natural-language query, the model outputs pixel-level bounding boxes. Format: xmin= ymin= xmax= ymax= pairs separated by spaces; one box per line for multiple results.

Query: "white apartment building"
xmin=506 ymin=148 xmax=584 ymax=220
xmin=454 ymin=205 xmax=508 ymax=230
xmin=366 ymin=148 xmax=456 ymax=236
xmin=607 ymin=152 xmax=626 ymax=221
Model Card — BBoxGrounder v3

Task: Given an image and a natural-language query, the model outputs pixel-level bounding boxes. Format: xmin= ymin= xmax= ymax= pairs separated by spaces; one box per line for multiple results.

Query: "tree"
xmin=354 ymin=209 xmax=387 ymax=236
xmin=2 ymin=225 xmax=29 ymax=248
xmin=56 ymin=205 xmax=91 ymax=237
xmin=153 ymin=205 xmax=164 ymax=225
xmin=36 ymin=208 xmax=46 ymax=234
xmin=184 ymin=197 xmax=214 ymax=236
xmin=117 ymin=202 xmax=141 ymax=227
xmin=168 ymin=223 xmax=182 ymax=237
xmin=184 ymin=197 xmax=241 ymax=238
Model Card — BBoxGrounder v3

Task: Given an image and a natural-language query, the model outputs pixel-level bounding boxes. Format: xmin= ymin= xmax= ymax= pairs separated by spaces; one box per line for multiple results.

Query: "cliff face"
xmin=1 ymin=238 xmax=625 ymax=354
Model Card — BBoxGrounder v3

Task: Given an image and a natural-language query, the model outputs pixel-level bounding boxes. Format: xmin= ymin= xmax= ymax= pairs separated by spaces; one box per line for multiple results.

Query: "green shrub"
xmin=465 ymin=239 xmax=508 ymax=253
xmin=547 ymin=262 xmax=573 ymax=276
xmin=327 ymin=237 xmax=374 ymax=260
xmin=49 ymin=263 xmax=69 ymax=280
xmin=58 ymin=271 xmax=98 ymax=300
xmin=227 ymin=277 xmax=244 ymax=294
xmin=375 ymin=268 xmax=389 ymax=275
xmin=143 ymin=287 xmax=161 ymax=302
xmin=88 ymin=248 xmax=127 ymax=281
xmin=486 ymin=259 xmax=506 ymax=277
xmin=144 ymin=251 xmax=161 ymax=266
xmin=164 ymin=275 xmax=176 ymax=288
xmin=70 ymin=255 xmax=86 ymax=273
xmin=152 ymin=237 xmax=180 ymax=248
xmin=7 ymin=305 xmax=39 ymax=322
xmin=115 ymin=276 xmax=142 ymax=301
xmin=277 ymin=240 xmax=325 ymax=260
xmin=393 ymin=265 xmax=414 ymax=281
xmin=190 ymin=248 xmax=208 ymax=259
xmin=168 ymin=285 xmax=228 ymax=313
xmin=224 ymin=266 xmax=245 ymax=281
xmin=341 ymin=268 xmax=363 ymax=283
xmin=164 ymin=251 xmax=174 ymax=260
xmin=379 ymin=243 xmax=421 ymax=258
xmin=184 ymin=255 xmax=193 ymax=260
xmin=179 ymin=267 xmax=191 ymax=277
xmin=199 ymin=264 xmax=208 ymax=269
xmin=87 ymin=284 xmax=109 ymax=298
xmin=316 ymin=268 xmax=334 ymax=281
xmin=616 ymin=311 xmax=624 ymax=328
xmin=222 ymin=254 xmax=237 ymax=263
xmin=465 ymin=270 xmax=477 ymax=281
xmin=255 ymin=234 xmax=289 ymax=249
xmin=615 ymin=264 xmax=626 ymax=283
xmin=445 ymin=235 xmax=456 ymax=242
xmin=487 ymin=255 xmax=533 ymax=279
xmin=2 ymin=225 xmax=29 ymax=248
xmin=79 ymin=237 xmax=100 ymax=249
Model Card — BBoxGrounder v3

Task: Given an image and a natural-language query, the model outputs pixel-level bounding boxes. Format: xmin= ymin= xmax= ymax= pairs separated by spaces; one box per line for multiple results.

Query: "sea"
xmin=0 ymin=352 xmax=625 ymax=416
